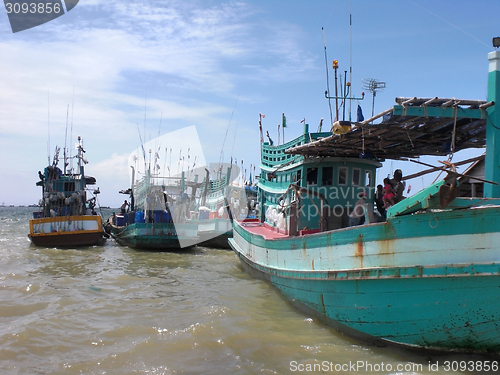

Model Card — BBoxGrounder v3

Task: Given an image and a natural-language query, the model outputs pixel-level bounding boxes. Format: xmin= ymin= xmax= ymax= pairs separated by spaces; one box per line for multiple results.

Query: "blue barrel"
xmin=199 ymin=210 xmax=209 ymax=220
xmin=127 ymin=212 xmax=135 ymax=224
xmin=135 ymin=211 xmax=145 ymax=223
xmin=116 ymin=215 xmax=126 ymax=226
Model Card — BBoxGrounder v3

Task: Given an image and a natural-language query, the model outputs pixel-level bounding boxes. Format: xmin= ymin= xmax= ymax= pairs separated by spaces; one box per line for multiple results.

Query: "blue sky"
xmin=0 ymin=0 xmax=498 ymax=207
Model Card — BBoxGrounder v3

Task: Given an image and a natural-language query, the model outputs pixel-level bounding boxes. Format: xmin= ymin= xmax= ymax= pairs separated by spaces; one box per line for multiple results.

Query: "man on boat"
xmin=121 ymin=200 xmax=129 ymax=214
xmin=390 ymin=169 xmax=405 ymax=203
xmin=374 ymin=184 xmax=386 ymax=219
xmin=348 ymin=192 xmax=367 ymax=227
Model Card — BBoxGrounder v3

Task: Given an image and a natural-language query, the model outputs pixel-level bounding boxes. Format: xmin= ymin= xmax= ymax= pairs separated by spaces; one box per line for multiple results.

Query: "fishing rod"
xmin=136 ymin=122 xmax=147 ymax=173
xmin=219 ymin=97 xmax=239 ymax=169
xmin=69 ymin=87 xmax=75 ymax=174
xmin=64 ymin=105 xmax=69 ymax=174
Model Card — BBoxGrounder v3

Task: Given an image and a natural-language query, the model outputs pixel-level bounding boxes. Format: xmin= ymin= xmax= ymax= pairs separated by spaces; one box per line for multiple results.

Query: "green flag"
xmin=282 ymin=113 xmax=287 ymax=128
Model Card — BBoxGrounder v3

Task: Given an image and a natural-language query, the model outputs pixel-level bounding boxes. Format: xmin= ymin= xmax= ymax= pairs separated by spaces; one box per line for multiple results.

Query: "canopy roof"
xmin=286 ymin=97 xmax=493 ymax=160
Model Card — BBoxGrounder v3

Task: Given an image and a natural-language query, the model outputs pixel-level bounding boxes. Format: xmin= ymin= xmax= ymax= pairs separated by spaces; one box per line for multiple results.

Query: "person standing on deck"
xmin=120 ymin=200 xmax=129 ymax=214
xmin=375 ymin=184 xmax=386 ymax=219
xmin=390 ymin=169 xmax=406 ymax=203
xmin=348 ymin=192 xmax=367 ymax=226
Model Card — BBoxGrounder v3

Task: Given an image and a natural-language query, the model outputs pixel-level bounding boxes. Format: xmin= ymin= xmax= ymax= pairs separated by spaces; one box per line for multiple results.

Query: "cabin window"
xmin=322 ymin=167 xmax=334 ymax=185
xmin=306 ymin=168 xmax=318 ymax=185
xmin=285 ymin=174 xmax=290 ymax=182
xmin=365 ymin=170 xmax=372 ymax=187
xmin=338 ymin=167 xmax=347 ymax=185
xmin=352 ymin=168 xmax=361 ymax=186
xmin=296 ymin=170 xmax=302 ymax=186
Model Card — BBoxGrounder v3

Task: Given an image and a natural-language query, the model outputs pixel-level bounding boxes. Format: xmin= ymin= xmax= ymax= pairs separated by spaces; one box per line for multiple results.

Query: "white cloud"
xmin=0 ymin=1 xmax=323 ymax=205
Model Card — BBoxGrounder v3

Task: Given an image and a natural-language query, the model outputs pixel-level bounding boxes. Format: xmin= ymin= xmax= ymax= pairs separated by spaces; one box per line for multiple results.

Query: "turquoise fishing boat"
xmin=229 ymin=50 xmax=500 ymax=353
xmin=106 ymin=168 xmax=200 ymax=250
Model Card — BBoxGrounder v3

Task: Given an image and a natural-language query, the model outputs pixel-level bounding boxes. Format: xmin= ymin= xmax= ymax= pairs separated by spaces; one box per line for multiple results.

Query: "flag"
xmin=259 ymin=120 xmax=263 ymax=143
xmin=357 ymin=104 xmax=364 ymax=122
xmin=282 ymin=113 xmax=287 ymax=128
xmin=266 ymin=130 xmax=274 ymax=145
xmin=300 ymin=118 xmax=305 ymax=123
xmin=259 ymin=113 xmax=265 ymax=143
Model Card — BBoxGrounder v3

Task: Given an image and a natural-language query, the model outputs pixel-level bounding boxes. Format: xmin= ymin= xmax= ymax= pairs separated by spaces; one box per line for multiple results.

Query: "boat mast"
xmin=485 ymin=50 xmax=500 ymax=198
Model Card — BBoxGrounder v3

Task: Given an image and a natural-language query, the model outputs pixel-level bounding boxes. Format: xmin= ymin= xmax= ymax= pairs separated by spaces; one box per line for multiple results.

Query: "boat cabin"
xmin=35 ymin=163 xmax=98 ymax=219
xmin=258 ymin=122 xmax=381 ymax=235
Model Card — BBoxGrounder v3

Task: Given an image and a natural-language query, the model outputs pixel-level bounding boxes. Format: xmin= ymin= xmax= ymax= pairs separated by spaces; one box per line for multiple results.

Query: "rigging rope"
xmin=432 ymin=103 xmax=459 ymax=184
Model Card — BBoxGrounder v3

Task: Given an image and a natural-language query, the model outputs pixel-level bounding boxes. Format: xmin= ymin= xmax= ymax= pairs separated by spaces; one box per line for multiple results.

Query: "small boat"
xmin=106 ymin=168 xmax=200 ymax=250
xmin=28 ymin=137 xmax=105 ymax=247
xmin=229 ymin=50 xmax=500 ymax=353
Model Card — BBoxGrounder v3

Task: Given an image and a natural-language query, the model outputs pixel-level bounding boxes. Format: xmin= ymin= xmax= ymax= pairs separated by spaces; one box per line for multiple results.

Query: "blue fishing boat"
xmin=29 ymin=136 xmax=105 ymax=247
xmin=229 ymin=50 xmax=500 ymax=353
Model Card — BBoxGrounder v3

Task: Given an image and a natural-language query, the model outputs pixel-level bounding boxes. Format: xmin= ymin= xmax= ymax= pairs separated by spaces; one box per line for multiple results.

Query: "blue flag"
xmin=357 ymin=104 xmax=364 ymax=122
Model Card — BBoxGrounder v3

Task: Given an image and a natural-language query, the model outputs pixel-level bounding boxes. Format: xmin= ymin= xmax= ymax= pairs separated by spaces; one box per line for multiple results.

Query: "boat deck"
xmin=240 ymin=221 xmax=289 ymax=240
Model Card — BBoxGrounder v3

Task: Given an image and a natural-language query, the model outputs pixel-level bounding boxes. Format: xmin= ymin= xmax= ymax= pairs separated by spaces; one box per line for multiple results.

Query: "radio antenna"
xmin=322 ymin=27 xmax=333 ymax=127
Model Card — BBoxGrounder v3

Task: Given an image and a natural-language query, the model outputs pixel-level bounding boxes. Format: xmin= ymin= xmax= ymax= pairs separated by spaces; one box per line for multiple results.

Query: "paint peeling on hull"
xmin=229 ymin=235 xmax=500 ymax=354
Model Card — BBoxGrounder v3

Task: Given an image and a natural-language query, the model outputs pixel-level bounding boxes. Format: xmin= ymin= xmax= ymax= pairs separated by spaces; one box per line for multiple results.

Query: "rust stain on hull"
xmin=355 ymin=234 xmax=364 ymax=269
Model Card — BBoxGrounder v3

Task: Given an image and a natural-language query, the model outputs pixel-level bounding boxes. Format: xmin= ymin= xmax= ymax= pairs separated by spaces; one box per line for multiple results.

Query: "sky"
xmin=0 ymin=0 xmax=498 ymax=207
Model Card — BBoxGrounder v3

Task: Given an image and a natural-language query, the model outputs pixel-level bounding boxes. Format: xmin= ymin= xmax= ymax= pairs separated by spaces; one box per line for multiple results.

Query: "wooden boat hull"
xmin=28 ymin=215 xmax=105 ymax=248
xmin=108 ymin=222 xmax=198 ymax=250
xmin=229 ymin=206 xmax=500 ymax=353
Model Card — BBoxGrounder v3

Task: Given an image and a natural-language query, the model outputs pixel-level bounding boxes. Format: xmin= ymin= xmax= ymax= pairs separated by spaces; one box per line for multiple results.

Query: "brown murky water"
xmin=0 ymin=207 xmax=496 ymax=374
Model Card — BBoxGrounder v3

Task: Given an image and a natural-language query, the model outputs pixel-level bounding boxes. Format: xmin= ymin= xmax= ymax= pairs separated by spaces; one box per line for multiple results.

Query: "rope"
xmin=432 ymin=103 xmax=459 ymax=184
xmin=450 ymin=104 xmax=458 ymax=156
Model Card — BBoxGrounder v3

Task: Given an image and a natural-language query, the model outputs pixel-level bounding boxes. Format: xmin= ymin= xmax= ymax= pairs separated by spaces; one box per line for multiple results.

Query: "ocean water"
xmin=0 ymin=206 xmax=496 ymax=375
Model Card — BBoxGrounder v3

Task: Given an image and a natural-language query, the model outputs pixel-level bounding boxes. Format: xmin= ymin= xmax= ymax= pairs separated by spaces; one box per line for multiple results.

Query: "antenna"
xmin=362 ymin=78 xmax=386 ymax=118
xmin=322 ymin=27 xmax=333 ymax=127
xmin=325 ymin=60 xmax=364 ymax=133
xmin=47 ymin=90 xmax=51 ymax=165
xmin=349 ymin=0 xmax=353 ymax=120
